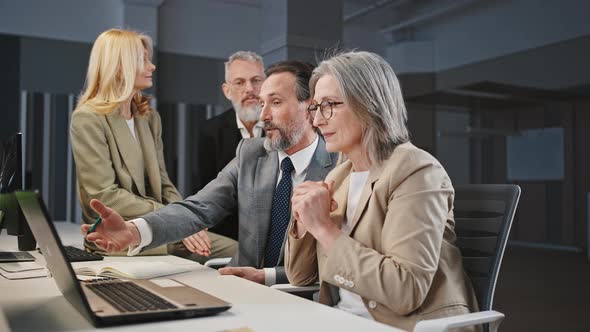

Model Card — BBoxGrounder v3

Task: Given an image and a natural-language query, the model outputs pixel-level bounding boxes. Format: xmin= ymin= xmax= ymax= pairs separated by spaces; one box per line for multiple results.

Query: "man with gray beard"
xmin=82 ymin=60 xmax=338 ymax=286
xmin=195 ymin=51 xmax=266 ymax=241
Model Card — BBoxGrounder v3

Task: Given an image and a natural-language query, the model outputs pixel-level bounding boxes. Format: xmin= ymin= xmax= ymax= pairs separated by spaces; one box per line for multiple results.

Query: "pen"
xmin=87 ymin=216 xmax=102 ymax=234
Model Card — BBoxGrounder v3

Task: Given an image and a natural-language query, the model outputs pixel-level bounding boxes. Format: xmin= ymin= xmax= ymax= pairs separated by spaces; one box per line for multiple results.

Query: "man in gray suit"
xmin=83 ymin=60 xmax=338 ymax=286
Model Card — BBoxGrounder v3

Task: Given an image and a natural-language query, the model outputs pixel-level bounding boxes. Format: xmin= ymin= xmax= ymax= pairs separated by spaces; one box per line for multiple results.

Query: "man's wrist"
xmin=127 ymin=222 xmax=141 ymax=247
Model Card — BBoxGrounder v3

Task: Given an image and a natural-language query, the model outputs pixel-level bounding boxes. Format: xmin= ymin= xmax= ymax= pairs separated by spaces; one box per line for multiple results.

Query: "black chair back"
xmin=453 ymin=184 xmax=521 ymax=311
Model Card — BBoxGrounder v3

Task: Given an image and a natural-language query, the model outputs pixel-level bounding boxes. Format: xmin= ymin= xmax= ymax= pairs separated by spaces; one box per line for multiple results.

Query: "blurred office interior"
xmin=0 ymin=0 xmax=589 ymax=330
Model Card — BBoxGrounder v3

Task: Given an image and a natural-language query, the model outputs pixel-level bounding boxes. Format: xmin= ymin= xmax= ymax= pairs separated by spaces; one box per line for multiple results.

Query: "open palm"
xmin=81 ymin=199 xmax=134 ymax=253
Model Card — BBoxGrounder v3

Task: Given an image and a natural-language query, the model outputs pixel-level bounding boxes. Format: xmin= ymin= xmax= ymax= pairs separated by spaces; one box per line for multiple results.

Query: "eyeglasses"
xmin=307 ymin=101 xmax=343 ymax=120
xmin=227 ymin=77 xmax=264 ymax=91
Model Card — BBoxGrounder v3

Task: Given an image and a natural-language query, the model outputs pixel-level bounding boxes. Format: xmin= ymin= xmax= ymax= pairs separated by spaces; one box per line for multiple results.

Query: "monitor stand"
xmin=0 ymin=211 xmax=36 ymax=262
xmin=16 ymin=216 xmax=36 ymax=251
xmin=0 ymin=251 xmax=35 ymax=262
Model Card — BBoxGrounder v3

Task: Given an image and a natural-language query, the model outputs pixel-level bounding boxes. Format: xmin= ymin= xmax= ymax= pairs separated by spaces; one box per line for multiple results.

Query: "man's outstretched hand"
xmin=80 ymin=199 xmax=139 ymax=253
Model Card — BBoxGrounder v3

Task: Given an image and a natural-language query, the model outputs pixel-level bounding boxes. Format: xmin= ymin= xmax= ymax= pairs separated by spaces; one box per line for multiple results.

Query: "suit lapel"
xmin=255 ymin=150 xmax=279 ymax=267
xmin=346 ymin=163 xmax=383 ymax=235
xmin=105 ymin=112 xmax=145 ymax=196
xmin=330 ymin=170 xmax=350 ymax=232
xmin=136 ymin=115 xmax=162 ymax=202
xmin=304 ymin=136 xmax=335 ymax=181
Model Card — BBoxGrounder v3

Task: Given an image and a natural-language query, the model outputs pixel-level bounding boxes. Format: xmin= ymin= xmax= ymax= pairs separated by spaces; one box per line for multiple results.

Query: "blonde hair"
xmin=310 ymin=51 xmax=409 ymax=165
xmin=76 ymin=29 xmax=153 ymax=116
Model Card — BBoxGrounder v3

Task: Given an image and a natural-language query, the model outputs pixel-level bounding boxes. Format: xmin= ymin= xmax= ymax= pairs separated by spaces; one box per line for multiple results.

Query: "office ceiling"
xmin=212 ymin=0 xmax=590 ymax=105
xmin=343 ymin=0 xmax=480 ymax=38
xmin=216 ymin=0 xmax=482 ymax=39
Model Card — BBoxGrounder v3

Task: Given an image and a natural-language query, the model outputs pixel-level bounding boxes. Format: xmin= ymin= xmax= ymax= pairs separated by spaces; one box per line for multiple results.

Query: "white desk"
xmin=0 ymin=222 xmax=402 ymax=332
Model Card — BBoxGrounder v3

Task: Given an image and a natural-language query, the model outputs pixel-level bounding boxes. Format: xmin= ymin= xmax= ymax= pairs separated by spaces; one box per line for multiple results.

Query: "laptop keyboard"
xmin=63 ymin=246 xmax=104 ymax=262
xmin=87 ymin=281 xmax=178 ymax=312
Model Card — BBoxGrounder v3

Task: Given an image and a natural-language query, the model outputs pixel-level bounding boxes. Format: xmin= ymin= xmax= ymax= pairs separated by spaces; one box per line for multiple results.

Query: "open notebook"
xmin=73 ymin=260 xmax=189 ymax=279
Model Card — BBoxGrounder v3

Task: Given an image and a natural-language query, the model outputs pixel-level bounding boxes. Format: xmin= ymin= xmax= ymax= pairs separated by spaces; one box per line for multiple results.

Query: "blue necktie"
xmin=264 ymin=157 xmax=295 ymax=267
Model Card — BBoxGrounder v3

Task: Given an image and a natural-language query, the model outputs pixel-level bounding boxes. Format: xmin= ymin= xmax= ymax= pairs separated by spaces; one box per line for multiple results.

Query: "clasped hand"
xmin=291 ymin=181 xmax=340 ymax=248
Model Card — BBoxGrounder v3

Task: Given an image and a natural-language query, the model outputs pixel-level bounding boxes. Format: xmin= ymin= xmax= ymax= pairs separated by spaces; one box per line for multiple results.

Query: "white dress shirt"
xmin=334 ymin=170 xmax=374 ymax=320
xmin=125 ymin=117 xmax=137 ymax=141
xmin=262 ymin=135 xmax=319 ymax=284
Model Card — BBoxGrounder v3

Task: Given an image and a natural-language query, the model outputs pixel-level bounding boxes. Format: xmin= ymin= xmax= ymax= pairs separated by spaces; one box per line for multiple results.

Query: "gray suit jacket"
xmin=143 ymin=135 xmax=337 ymax=283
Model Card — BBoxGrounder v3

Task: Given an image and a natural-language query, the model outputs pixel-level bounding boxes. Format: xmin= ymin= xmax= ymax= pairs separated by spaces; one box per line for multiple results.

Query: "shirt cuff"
xmin=264 ymin=268 xmax=277 ymax=286
xmin=127 ymin=218 xmax=153 ymax=256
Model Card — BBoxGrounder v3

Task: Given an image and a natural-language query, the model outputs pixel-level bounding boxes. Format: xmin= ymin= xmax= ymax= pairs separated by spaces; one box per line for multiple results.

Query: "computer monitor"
xmin=0 ymin=133 xmax=36 ymax=251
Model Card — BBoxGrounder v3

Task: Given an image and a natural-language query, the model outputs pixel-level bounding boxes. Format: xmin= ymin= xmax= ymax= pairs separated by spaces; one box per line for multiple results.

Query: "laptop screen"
xmin=14 ymin=191 xmax=96 ymax=324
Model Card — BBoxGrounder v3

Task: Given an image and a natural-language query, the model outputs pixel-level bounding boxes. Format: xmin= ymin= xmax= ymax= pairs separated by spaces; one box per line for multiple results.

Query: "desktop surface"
xmin=0 ymin=222 xmax=402 ymax=332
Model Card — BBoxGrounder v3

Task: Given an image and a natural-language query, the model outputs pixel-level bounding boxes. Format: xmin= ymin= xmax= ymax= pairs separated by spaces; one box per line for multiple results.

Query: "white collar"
xmin=277 ymin=134 xmax=319 ymax=175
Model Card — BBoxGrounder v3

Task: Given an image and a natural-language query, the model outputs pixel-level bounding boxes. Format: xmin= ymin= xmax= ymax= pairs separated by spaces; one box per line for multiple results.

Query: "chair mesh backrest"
xmin=453 ymin=184 xmax=521 ymax=311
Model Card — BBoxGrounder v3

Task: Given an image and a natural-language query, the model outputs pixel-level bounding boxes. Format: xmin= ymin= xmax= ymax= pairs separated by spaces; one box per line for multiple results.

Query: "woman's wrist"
xmin=315 ymin=219 xmax=340 ymax=250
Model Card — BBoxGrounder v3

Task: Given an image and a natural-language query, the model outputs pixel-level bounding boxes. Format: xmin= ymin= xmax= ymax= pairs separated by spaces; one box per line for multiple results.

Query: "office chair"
xmin=415 ymin=184 xmax=521 ymax=332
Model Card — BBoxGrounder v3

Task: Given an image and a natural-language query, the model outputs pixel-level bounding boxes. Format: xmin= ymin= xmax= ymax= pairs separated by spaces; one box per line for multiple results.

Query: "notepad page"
xmin=73 ymin=261 xmax=189 ymax=279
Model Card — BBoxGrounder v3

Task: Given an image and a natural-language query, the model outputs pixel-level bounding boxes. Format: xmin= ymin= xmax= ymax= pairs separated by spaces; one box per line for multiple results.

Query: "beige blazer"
xmin=70 ymin=105 xmax=182 ymax=226
xmin=285 ymin=142 xmax=478 ymax=331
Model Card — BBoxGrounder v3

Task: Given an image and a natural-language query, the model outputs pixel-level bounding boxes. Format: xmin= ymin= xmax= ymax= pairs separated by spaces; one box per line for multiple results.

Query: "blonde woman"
xmin=286 ymin=51 xmax=479 ymax=331
xmin=70 ymin=29 xmax=237 ymax=260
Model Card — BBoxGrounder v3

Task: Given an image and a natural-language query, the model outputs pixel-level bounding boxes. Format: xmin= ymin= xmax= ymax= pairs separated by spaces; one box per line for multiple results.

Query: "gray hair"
xmin=310 ymin=51 xmax=409 ymax=164
xmin=224 ymin=51 xmax=264 ymax=81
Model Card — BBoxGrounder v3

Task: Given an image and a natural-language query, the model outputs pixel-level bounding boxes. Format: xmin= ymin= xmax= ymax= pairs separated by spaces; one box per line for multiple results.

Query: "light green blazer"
xmin=70 ymin=105 xmax=182 ymax=228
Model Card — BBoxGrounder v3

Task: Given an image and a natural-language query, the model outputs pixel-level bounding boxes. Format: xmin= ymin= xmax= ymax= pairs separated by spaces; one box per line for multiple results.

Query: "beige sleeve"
xmin=284 ymin=220 xmax=319 ymax=286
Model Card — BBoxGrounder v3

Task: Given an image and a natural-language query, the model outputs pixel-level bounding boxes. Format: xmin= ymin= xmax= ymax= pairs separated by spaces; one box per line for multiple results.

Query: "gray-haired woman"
xmin=286 ymin=51 xmax=478 ymax=331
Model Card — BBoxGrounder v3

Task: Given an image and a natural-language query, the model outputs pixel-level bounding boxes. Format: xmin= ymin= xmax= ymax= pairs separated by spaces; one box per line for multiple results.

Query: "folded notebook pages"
xmin=73 ymin=261 xmax=189 ymax=279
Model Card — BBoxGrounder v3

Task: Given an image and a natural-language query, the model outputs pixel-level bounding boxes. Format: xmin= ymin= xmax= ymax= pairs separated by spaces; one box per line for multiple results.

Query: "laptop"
xmin=15 ymin=191 xmax=231 ymax=327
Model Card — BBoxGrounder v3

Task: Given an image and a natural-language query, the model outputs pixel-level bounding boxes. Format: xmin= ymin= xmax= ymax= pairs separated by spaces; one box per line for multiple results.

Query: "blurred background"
xmin=0 ymin=0 xmax=589 ymax=330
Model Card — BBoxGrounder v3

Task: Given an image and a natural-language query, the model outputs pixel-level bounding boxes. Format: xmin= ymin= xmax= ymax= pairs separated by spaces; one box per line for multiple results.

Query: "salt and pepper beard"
xmin=233 ymin=101 xmax=262 ymax=123
xmin=263 ymin=117 xmax=306 ymax=152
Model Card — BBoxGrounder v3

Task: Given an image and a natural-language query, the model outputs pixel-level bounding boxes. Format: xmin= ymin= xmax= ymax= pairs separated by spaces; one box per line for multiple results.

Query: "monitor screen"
xmin=0 ymin=132 xmax=22 ymax=193
xmin=0 ymin=133 xmax=35 ymax=250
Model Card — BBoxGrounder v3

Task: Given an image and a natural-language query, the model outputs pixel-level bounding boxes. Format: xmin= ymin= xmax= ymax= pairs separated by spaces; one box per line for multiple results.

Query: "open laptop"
xmin=15 ymin=191 xmax=231 ymax=327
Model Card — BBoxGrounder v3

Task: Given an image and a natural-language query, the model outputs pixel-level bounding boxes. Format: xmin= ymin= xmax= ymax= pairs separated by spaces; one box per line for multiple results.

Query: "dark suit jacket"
xmin=144 ymin=136 xmax=338 ymax=284
xmin=195 ymin=109 xmax=242 ymax=240
xmin=196 ymin=109 xmax=242 ymax=191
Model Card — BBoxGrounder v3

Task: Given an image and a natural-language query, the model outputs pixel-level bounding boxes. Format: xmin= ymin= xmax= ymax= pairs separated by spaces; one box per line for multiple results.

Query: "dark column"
xmin=0 ymin=34 xmax=20 ymax=141
xmin=260 ymin=0 xmax=343 ymax=65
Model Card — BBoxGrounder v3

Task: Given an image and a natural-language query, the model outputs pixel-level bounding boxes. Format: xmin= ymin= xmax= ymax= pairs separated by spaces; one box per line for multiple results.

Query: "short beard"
xmin=263 ymin=120 xmax=305 ymax=152
xmin=233 ymin=101 xmax=261 ymax=123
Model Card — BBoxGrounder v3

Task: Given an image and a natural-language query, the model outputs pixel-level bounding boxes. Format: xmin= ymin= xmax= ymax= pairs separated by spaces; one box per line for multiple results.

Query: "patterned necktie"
xmin=264 ymin=157 xmax=295 ymax=267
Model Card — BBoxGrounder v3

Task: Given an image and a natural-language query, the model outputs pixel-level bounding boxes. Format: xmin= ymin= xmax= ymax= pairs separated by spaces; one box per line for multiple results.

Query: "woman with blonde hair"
xmin=71 ymin=29 xmax=237 ymax=259
xmin=285 ymin=51 xmax=478 ymax=331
